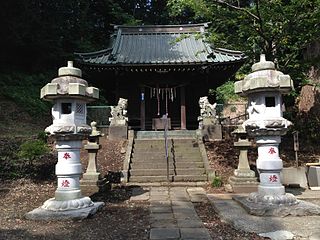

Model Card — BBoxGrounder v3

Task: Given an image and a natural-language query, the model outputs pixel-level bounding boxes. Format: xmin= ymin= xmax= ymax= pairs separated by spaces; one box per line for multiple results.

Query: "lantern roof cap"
xmin=58 ymin=61 xmax=82 ymax=77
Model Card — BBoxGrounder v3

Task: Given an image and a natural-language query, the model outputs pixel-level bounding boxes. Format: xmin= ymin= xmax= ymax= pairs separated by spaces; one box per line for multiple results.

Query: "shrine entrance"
xmin=75 ymin=23 xmax=246 ymax=131
xmin=141 ymin=84 xmax=186 ymax=130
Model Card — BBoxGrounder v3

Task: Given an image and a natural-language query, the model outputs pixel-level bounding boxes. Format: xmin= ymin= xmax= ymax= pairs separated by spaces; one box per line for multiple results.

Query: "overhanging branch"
xmin=213 ymin=0 xmax=259 ymax=21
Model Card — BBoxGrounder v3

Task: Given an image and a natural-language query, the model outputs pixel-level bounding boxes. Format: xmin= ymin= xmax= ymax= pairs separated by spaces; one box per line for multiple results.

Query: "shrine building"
xmin=75 ymin=23 xmax=246 ymax=130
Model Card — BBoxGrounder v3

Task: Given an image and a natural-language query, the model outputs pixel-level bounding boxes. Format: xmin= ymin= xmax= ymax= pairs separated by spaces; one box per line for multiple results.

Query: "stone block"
xmin=233 ymin=196 xmax=320 ymax=217
xmin=108 ymin=125 xmax=128 ymax=140
xmin=281 ymin=167 xmax=308 ymax=188
xmin=80 ymin=178 xmax=109 ymax=196
xmin=307 ymin=166 xmax=320 ymax=188
xmin=180 ymin=228 xmax=211 ymax=239
xmin=68 ymin=83 xmax=86 ymax=95
xmin=86 ymin=87 xmax=99 ymax=99
xmin=41 ymin=83 xmax=58 ymax=98
xmin=202 ymin=124 xmax=222 ymax=141
xmin=229 ymin=184 xmax=258 ymax=193
xmin=150 ymin=228 xmax=180 ymax=239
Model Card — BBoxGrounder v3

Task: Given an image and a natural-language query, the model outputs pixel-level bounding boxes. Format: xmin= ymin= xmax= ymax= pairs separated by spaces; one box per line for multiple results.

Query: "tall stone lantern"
xmin=26 ymin=61 xmax=104 ymax=220
xmin=234 ymin=55 xmax=297 ymax=209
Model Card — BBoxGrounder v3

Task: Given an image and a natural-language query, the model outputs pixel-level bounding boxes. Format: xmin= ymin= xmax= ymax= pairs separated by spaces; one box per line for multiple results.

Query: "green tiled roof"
xmin=75 ymin=23 xmax=246 ymax=68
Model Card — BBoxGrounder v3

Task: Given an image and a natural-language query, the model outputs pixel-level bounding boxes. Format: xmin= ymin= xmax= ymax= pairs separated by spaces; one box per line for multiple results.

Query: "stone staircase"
xmin=129 ymin=131 xmax=208 ymax=183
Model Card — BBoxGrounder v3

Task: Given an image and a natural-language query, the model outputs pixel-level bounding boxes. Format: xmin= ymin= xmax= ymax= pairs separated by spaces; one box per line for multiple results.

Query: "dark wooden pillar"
xmin=140 ymin=87 xmax=145 ymax=130
xmin=180 ymin=86 xmax=186 ymax=130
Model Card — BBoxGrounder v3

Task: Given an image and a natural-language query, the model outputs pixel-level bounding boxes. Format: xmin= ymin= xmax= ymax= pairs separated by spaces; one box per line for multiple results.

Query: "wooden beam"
xmin=180 ymin=86 xmax=186 ymax=130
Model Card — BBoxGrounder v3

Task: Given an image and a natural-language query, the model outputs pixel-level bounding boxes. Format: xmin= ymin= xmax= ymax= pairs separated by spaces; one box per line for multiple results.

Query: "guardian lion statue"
xmin=198 ymin=96 xmax=217 ymax=128
xmin=109 ymin=98 xmax=128 ymax=126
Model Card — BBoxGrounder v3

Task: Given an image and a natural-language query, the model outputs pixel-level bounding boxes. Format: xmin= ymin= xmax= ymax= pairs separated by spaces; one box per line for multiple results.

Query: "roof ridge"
xmin=215 ymin=48 xmax=246 ymax=56
xmin=114 ymin=22 xmax=210 ymax=29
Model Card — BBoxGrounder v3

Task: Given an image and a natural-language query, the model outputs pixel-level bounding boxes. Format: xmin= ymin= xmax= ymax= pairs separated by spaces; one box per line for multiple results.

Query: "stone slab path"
xmin=130 ymin=186 xmax=212 ymax=240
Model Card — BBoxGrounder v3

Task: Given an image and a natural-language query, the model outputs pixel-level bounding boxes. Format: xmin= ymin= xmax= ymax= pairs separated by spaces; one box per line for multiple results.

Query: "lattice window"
xmin=76 ymin=103 xmax=84 ymax=115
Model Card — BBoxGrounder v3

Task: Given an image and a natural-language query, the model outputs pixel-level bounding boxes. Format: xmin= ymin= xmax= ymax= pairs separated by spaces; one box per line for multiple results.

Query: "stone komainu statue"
xmin=198 ymin=96 xmax=217 ymax=127
xmin=109 ymin=98 xmax=128 ymax=126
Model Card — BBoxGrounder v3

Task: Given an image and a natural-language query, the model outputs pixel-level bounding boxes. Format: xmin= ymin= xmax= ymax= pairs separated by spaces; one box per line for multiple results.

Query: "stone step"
xmin=133 ymin=152 xmax=201 ymax=158
xmin=133 ymin=144 xmax=198 ymax=150
xmin=130 ymin=161 xmax=204 ymax=169
xmin=174 ymin=175 xmax=208 ymax=182
xmin=129 ymin=175 xmax=207 ymax=182
xmin=131 ymin=157 xmax=203 ymax=163
xmin=134 ymin=139 xmax=198 ymax=144
xmin=132 ymin=149 xmax=201 ymax=155
xmin=132 ymin=150 xmax=201 ymax=158
xmin=135 ymin=130 xmax=196 ymax=139
xmin=130 ymin=168 xmax=206 ymax=176
xmin=126 ymin=181 xmax=207 ymax=187
xmin=129 ymin=175 xmax=171 ymax=182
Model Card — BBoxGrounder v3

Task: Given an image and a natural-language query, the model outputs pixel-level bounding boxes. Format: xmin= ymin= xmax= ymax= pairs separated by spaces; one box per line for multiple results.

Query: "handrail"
xmin=163 ymin=114 xmax=170 ymax=182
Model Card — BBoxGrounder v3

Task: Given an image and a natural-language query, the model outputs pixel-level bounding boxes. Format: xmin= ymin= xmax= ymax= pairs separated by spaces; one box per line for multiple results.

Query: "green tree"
xmin=167 ymin=0 xmax=320 ymax=86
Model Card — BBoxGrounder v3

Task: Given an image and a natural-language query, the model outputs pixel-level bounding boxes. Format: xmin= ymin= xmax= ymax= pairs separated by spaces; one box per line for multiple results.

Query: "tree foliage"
xmin=0 ymin=0 xmax=136 ymax=72
xmin=167 ymin=0 xmax=320 ymax=86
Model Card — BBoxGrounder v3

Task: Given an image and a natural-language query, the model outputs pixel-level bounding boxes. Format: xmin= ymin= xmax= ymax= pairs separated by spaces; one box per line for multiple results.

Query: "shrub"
xmin=210 ymin=81 xmax=241 ymax=104
xmin=18 ymin=140 xmax=49 ymax=165
xmin=211 ymin=176 xmax=222 ymax=188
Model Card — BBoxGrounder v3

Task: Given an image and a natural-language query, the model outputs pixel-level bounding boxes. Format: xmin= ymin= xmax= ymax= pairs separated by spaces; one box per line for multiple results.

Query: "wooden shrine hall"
xmin=75 ymin=23 xmax=246 ymax=130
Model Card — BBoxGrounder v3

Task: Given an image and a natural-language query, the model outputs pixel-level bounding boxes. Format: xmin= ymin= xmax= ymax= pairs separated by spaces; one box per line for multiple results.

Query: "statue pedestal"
xmin=108 ymin=125 xmax=128 ymax=140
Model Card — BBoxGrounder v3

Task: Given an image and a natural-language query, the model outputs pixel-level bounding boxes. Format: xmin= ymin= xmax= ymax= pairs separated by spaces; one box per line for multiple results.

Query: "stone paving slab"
xmin=171 ymin=201 xmax=194 ymax=208
xmin=130 ymin=187 xmax=150 ymax=201
xmin=150 ymin=228 xmax=180 ymax=240
xmin=147 ymin=187 xmax=212 ymax=240
xmin=151 ymin=206 xmax=173 ymax=213
xmin=150 ymin=200 xmax=171 ymax=207
xmin=172 ymin=207 xmax=197 ymax=214
xmin=176 ymin=219 xmax=204 ymax=228
xmin=173 ymin=212 xmax=200 ymax=220
xmin=170 ymin=195 xmax=190 ymax=201
xmin=180 ymin=228 xmax=211 ymax=239
xmin=150 ymin=213 xmax=175 ymax=221
xmin=150 ymin=219 xmax=177 ymax=228
xmin=150 ymin=195 xmax=170 ymax=201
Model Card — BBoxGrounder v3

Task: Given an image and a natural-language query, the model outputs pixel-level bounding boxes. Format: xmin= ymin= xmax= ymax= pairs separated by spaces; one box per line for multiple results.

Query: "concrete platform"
xmin=208 ymin=189 xmax=320 ymax=240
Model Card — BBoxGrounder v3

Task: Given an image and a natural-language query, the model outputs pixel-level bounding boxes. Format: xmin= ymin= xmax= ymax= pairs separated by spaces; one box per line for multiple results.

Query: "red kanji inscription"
xmin=61 ymin=180 xmax=70 ymax=187
xmin=63 ymin=153 xmax=71 ymax=160
xmin=269 ymin=175 xmax=278 ymax=182
xmin=268 ymin=147 xmax=276 ymax=154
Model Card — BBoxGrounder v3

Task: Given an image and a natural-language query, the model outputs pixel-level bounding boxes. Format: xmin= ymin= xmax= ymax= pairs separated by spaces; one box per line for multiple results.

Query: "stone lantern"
xmin=26 ymin=61 xmax=104 ymax=220
xmin=233 ymin=55 xmax=320 ymax=216
xmin=234 ymin=54 xmax=297 ymax=212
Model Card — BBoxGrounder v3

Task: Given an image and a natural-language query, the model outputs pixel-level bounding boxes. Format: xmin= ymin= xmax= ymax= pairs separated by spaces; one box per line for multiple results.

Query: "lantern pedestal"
xmin=26 ymin=137 xmax=105 ymax=220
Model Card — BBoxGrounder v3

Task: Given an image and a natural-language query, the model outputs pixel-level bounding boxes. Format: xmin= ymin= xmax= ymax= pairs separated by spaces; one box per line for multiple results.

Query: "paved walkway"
xmin=130 ymin=186 xmax=212 ymax=240
xmin=130 ymin=186 xmax=320 ymax=240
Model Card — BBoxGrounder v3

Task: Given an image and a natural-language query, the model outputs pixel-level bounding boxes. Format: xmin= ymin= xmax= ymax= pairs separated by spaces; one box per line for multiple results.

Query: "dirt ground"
xmin=0 ymin=138 xmax=270 ymax=240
